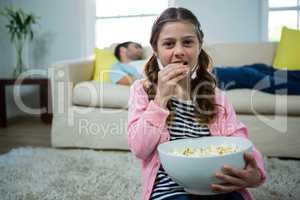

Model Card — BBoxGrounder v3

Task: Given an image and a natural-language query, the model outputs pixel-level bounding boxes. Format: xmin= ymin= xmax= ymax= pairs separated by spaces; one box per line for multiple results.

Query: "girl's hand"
xmin=211 ymin=152 xmax=262 ymax=193
xmin=154 ymin=63 xmax=189 ymax=108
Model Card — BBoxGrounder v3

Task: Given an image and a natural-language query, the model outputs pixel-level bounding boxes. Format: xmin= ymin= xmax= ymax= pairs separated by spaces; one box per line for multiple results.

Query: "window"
xmin=268 ymin=0 xmax=300 ymax=41
xmin=95 ymin=0 xmax=168 ymax=48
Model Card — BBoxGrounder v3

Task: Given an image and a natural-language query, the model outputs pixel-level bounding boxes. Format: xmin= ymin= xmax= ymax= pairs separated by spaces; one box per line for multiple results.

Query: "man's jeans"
xmin=212 ymin=63 xmax=300 ymax=95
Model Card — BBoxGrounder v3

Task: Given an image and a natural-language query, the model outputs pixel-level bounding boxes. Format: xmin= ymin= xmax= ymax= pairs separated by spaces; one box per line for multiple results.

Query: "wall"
xmin=0 ymin=0 xmax=14 ymax=74
xmin=173 ymin=0 xmax=263 ymax=44
xmin=10 ymin=0 xmax=95 ymax=69
xmin=0 ymin=0 xmax=23 ymax=118
xmin=0 ymin=0 xmax=95 ymax=118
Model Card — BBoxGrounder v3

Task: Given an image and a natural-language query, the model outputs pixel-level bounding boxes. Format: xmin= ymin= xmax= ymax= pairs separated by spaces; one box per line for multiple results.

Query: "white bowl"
xmin=157 ymin=136 xmax=252 ymax=195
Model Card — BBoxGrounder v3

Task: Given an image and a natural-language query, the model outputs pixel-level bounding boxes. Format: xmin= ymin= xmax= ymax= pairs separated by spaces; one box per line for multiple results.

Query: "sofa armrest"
xmin=49 ymin=57 xmax=95 ymax=116
xmin=51 ymin=57 xmax=95 ymax=84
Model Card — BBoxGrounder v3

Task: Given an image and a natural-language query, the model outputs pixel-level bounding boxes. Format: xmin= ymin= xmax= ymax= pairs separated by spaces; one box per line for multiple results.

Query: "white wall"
xmin=173 ymin=0 xmax=263 ymax=44
xmin=0 ymin=0 xmax=95 ymax=118
xmin=0 ymin=0 xmax=14 ymax=76
xmin=8 ymin=0 xmax=95 ymax=71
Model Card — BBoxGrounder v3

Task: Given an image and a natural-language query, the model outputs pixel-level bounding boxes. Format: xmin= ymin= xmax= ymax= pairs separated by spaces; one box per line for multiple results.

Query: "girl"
xmin=127 ymin=7 xmax=266 ymax=200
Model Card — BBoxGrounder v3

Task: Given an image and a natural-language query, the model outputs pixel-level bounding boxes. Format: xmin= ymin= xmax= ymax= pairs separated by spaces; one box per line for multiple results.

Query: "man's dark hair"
xmin=114 ymin=41 xmax=133 ymax=61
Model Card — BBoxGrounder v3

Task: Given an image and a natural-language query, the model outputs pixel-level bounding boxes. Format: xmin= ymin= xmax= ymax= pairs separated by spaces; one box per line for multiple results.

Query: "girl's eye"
xmin=184 ymin=40 xmax=194 ymax=46
xmin=163 ymin=42 xmax=174 ymax=47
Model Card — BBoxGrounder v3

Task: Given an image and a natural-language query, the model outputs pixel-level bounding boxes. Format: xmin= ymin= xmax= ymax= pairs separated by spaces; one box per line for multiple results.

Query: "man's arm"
xmin=117 ymin=75 xmax=135 ymax=85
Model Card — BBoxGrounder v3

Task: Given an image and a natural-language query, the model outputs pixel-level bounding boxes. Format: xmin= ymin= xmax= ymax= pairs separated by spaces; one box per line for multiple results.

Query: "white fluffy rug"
xmin=0 ymin=147 xmax=299 ymax=200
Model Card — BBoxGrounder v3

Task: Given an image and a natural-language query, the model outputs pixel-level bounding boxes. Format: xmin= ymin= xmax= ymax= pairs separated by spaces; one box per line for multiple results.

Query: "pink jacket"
xmin=127 ymin=80 xmax=266 ymax=200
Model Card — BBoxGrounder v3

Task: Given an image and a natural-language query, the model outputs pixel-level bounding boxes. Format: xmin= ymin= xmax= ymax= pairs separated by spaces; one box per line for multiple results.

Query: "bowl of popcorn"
xmin=157 ymin=136 xmax=253 ymax=195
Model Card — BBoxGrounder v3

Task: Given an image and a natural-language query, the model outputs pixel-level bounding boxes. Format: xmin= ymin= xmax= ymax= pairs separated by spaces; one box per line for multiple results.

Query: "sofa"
xmin=50 ymin=42 xmax=300 ymax=158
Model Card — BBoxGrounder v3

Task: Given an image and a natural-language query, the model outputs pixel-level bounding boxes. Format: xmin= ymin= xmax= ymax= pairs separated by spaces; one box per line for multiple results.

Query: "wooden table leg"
xmin=0 ymin=85 xmax=7 ymax=128
xmin=39 ymin=82 xmax=52 ymax=124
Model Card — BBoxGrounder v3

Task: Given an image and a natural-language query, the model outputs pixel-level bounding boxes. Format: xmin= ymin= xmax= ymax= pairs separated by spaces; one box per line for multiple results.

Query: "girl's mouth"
xmin=172 ymin=61 xmax=188 ymax=65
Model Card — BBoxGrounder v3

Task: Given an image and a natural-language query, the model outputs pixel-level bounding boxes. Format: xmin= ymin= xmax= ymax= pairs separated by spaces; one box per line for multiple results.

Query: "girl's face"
xmin=155 ymin=21 xmax=201 ymax=69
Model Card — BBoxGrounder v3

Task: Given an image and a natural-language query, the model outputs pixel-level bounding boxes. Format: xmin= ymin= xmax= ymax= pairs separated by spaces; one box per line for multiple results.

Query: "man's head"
xmin=114 ymin=41 xmax=144 ymax=63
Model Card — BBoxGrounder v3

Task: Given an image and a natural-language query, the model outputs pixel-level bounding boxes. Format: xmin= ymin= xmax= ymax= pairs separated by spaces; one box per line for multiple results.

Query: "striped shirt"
xmin=150 ymin=96 xmax=210 ymax=200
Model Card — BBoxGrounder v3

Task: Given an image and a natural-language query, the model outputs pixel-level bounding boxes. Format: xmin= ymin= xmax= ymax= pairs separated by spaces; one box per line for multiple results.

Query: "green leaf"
xmin=24 ymin=15 xmax=32 ymax=27
xmin=6 ymin=9 xmax=17 ymax=21
xmin=15 ymin=12 xmax=24 ymax=30
xmin=2 ymin=6 xmax=40 ymax=42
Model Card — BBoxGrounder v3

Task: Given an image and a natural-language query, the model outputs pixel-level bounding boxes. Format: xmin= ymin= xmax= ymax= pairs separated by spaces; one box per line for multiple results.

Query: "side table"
xmin=0 ymin=78 xmax=52 ymax=128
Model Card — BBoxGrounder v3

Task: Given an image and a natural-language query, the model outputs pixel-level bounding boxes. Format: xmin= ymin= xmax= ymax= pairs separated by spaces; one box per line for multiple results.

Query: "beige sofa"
xmin=50 ymin=42 xmax=300 ymax=158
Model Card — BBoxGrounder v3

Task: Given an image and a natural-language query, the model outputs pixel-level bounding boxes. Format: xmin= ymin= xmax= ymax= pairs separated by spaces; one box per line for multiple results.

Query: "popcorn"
xmin=172 ymin=145 xmax=239 ymax=157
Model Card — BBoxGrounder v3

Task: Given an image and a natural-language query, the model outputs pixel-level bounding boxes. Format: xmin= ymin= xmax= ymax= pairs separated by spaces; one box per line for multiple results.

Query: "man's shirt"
xmin=110 ymin=62 xmax=143 ymax=84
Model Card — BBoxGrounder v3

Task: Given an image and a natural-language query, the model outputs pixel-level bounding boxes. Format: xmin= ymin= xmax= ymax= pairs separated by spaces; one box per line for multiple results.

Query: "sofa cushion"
xmin=93 ymin=48 xmax=117 ymax=83
xmin=225 ymin=89 xmax=300 ymax=115
xmin=204 ymin=43 xmax=277 ymax=66
xmin=72 ymin=81 xmax=130 ymax=109
xmin=273 ymin=26 xmax=300 ymax=70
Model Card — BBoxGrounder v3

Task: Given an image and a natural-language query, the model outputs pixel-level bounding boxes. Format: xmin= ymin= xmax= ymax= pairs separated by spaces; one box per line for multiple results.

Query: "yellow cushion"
xmin=93 ymin=48 xmax=117 ymax=83
xmin=273 ymin=26 xmax=300 ymax=70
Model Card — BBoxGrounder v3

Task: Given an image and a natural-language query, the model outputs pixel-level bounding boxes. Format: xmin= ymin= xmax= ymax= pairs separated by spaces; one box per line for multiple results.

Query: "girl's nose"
xmin=173 ymin=44 xmax=185 ymax=57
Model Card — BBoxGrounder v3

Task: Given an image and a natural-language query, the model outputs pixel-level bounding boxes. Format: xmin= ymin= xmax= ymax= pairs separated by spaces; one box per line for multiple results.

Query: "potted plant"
xmin=1 ymin=6 xmax=39 ymax=78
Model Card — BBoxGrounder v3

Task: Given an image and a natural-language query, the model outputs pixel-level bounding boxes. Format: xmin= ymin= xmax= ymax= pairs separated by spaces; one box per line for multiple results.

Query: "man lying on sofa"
xmin=213 ymin=27 xmax=300 ymax=95
xmin=109 ymin=41 xmax=144 ymax=85
xmin=109 ymin=40 xmax=300 ymax=94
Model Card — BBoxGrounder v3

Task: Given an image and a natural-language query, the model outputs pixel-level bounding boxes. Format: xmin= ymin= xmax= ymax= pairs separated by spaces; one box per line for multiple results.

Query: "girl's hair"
xmin=144 ymin=7 xmax=218 ymax=124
